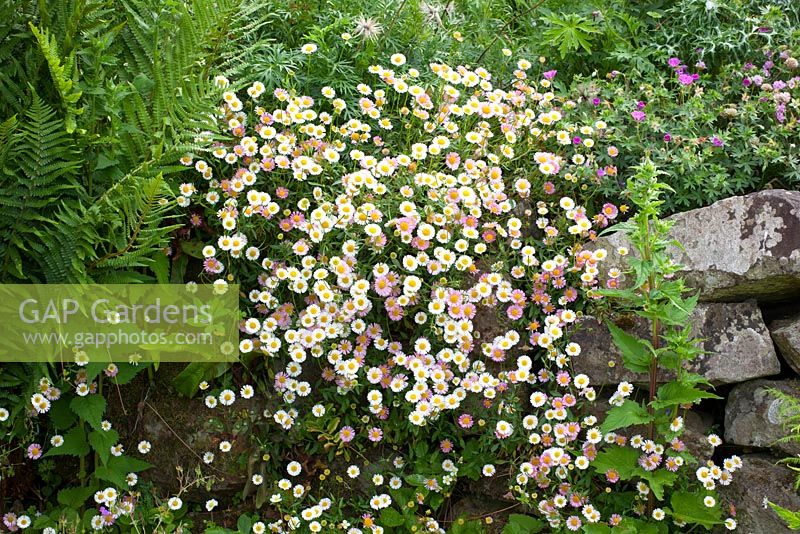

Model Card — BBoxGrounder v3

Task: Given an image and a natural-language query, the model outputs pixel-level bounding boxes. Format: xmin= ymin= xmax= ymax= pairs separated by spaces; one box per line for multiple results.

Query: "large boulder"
xmin=718 ymin=454 xmax=800 ymax=534
xmin=724 ymin=379 xmax=800 ymax=456
xmin=572 ymin=301 xmax=780 ymax=385
xmin=597 ymin=190 xmax=800 ymax=302
xmin=771 ymin=314 xmax=800 ymax=375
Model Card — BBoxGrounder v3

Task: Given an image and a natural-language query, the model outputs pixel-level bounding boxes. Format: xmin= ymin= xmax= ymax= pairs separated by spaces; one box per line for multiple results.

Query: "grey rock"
xmin=724 ymin=379 xmax=800 ymax=455
xmin=596 ymin=189 xmax=800 ymax=302
xmin=718 ymin=454 xmax=800 ymax=534
xmin=572 ymin=301 xmax=780 ymax=385
xmin=772 ymin=314 xmax=800 ymax=375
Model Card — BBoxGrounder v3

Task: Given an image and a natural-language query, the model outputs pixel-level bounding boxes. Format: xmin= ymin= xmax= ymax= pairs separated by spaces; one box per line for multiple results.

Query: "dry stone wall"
xmin=580 ymin=189 xmax=800 ymax=533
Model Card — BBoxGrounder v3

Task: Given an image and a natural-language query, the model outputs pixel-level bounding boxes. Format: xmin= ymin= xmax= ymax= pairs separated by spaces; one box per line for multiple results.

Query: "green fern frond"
xmin=0 ymin=93 xmax=84 ymax=282
xmin=89 ymin=173 xmax=181 ymax=274
xmin=28 ymin=22 xmax=83 ymax=132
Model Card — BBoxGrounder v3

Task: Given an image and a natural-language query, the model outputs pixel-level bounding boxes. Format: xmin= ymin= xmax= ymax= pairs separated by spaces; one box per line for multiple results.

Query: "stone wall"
xmin=580 ymin=189 xmax=800 ymax=533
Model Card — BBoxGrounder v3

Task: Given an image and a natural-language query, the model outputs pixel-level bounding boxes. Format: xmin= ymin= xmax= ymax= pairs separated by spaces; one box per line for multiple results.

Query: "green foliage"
xmin=601 ymin=400 xmax=653 ymax=433
xmin=769 ymin=501 xmax=800 ymax=530
xmin=596 ymin=160 xmax=727 ymax=529
xmin=541 ymin=13 xmax=600 ymax=57
xmin=69 ymin=394 xmax=106 ymax=430
xmin=0 ymin=0 xmax=275 ymax=283
xmin=607 ymin=322 xmax=654 ymax=373
xmin=502 ymin=514 xmax=545 ymax=533
xmin=669 ymin=491 xmax=721 ymax=529
xmin=763 ymin=389 xmax=800 ymax=529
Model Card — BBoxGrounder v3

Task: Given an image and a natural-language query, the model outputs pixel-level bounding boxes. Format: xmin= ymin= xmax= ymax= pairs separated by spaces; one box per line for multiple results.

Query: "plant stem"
xmin=643 ymin=215 xmax=659 ymax=516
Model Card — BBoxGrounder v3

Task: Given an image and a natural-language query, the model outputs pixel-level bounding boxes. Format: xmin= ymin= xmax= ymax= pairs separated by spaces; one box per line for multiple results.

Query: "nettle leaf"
xmin=592 ymin=445 xmax=639 ymax=479
xmin=379 ymin=508 xmax=405 ymax=527
xmin=88 ymin=429 xmax=119 ymax=465
xmin=49 ymin=398 xmax=78 ymax=429
xmin=45 ymin=425 xmax=89 ymax=457
xmin=109 ymin=454 xmax=152 ymax=473
xmin=70 ymin=395 xmax=106 ymax=430
xmin=502 ymin=514 xmax=545 ymax=533
xmin=670 ymin=491 xmax=722 ymax=529
xmin=94 ymin=455 xmax=152 ymax=488
xmin=651 ymin=382 xmax=721 ymax=410
xmin=632 ymin=467 xmax=677 ymax=500
xmin=57 ymin=485 xmax=97 ymax=508
xmin=110 ymin=362 xmax=147 ymax=385
xmin=607 ymin=323 xmax=653 ymax=373
xmin=600 ymin=400 xmax=652 ymax=433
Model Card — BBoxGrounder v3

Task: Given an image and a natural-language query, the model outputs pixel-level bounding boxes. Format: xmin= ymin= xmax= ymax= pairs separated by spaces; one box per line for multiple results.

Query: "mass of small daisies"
xmin=3 ymin=50 xmax=740 ymax=532
xmin=170 ymin=48 xmax=744 ymax=532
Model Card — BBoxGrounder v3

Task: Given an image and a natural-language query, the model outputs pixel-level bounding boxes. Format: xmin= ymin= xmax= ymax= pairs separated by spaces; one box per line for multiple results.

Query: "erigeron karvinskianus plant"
xmin=590 ymin=159 xmax=740 ymax=531
xmin=177 ymin=51 xmax=634 ymax=532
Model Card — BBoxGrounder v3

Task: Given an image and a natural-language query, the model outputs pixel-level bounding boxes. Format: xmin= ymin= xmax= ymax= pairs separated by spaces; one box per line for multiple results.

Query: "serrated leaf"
xmin=70 ymin=395 xmax=106 ymax=430
xmin=57 ymin=485 xmax=97 ymax=508
xmin=633 ymin=467 xmax=677 ymax=500
xmin=670 ymin=491 xmax=722 ymax=529
xmin=44 ymin=425 xmax=89 ymax=457
xmin=151 ymin=252 xmax=170 ymax=284
xmin=379 ymin=508 xmax=405 ymax=527
xmin=88 ymin=429 xmax=119 ymax=465
xmin=651 ymin=382 xmax=721 ymax=410
xmin=108 ymin=454 xmax=152 ymax=473
xmin=592 ymin=445 xmax=639 ymax=479
xmin=607 ymin=323 xmax=653 ymax=373
xmin=110 ymin=362 xmax=146 ymax=385
xmin=49 ymin=398 xmax=78 ymax=429
xmin=94 ymin=455 xmax=151 ymax=488
xmin=768 ymin=501 xmax=800 ymax=530
xmin=600 ymin=400 xmax=652 ymax=433
xmin=172 ymin=362 xmax=215 ymax=397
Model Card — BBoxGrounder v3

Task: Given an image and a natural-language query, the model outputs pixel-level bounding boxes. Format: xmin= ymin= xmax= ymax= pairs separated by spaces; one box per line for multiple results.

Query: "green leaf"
xmin=110 ymin=362 xmax=146 ymax=385
xmin=379 ymin=508 xmax=405 ymax=527
xmin=151 ymin=252 xmax=171 ymax=284
xmin=70 ymin=395 xmax=107 ymax=430
xmin=109 ymin=454 xmax=152 ymax=473
xmin=633 ymin=467 xmax=677 ymax=501
xmin=607 ymin=323 xmax=653 ymax=373
xmin=94 ymin=454 xmax=152 ymax=487
xmin=173 ymin=362 xmax=216 ymax=397
xmin=541 ymin=13 xmax=599 ymax=57
xmin=651 ymin=382 xmax=721 ymax=410
xmin=600 ymin=400 xmax=652 ymax=433
xmin=237 ymin=514 xmax=253 ymax=533
xmin=57 ymin=485 xmax=97 ymax=508
xmin=45 ymin=425 xmax=89 ymax=457
xmin=670 ymin=491 xmax=722 ymax=529
xmin=49 ymin=398 xmax=78 ymax=429
xmin=583 ymin=525 xmax=612 ymax=534
xmin=592 ymin=445 xmax=639 ymax=479
xmin=88 ymin=429 xmax=119 ymax=465
xmin=768 ymin=501 xmax=800 ymax=530
xmin=503 ymin=514 xmax=544 ymax=533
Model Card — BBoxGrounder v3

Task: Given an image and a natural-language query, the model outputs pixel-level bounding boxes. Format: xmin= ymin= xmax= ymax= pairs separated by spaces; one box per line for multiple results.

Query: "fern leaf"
xmin=28 ymin=22 xmax=83 ymax=133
